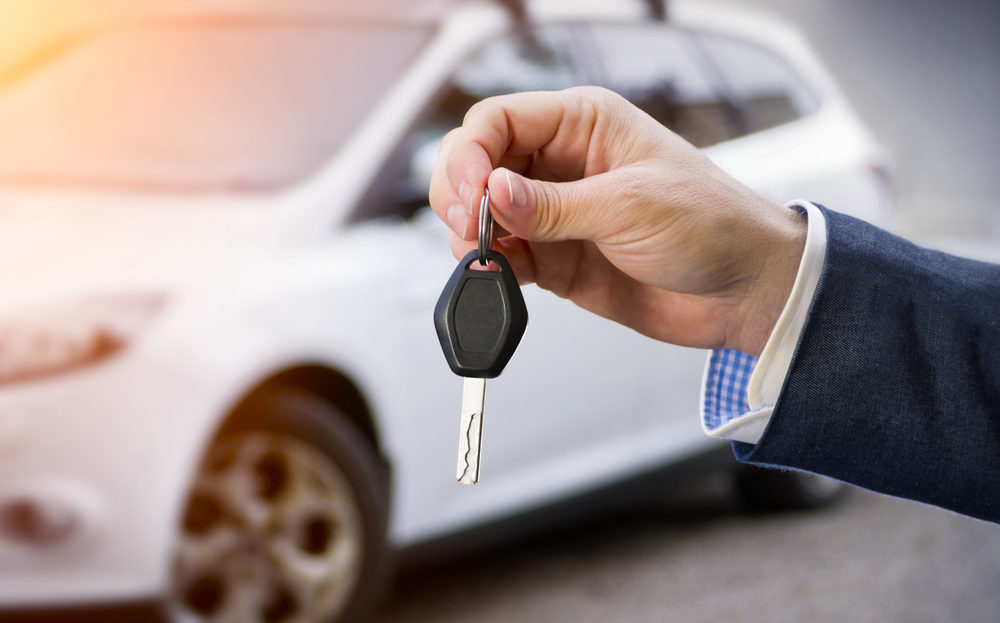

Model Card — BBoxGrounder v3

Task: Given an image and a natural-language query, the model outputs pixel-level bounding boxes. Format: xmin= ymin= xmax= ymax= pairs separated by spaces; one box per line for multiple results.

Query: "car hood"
xmin=0 ymin=189 xmax=304 ymax=310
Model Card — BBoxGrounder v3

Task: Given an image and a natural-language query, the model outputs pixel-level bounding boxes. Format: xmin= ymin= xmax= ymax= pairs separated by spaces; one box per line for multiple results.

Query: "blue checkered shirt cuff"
xmin=702 ymin=349 xmax=758 ymax=431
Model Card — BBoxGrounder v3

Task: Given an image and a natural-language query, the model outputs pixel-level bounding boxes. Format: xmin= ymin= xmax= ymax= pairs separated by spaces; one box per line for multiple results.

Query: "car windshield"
xmin=0 ymin=20 xmax=428 ymax=193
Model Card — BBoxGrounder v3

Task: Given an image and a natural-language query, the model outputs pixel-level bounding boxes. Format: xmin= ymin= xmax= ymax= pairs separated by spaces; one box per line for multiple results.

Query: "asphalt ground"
xmin=379 ymin=476 xmax=1000 ymax=623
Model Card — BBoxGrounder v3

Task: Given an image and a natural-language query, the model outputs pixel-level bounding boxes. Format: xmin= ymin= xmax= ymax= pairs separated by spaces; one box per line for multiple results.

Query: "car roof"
xmin=158 ymin=0 xmax=661 ymax=25
xmin=147 ymin=0 xmax=840 ymax=102
xmin=157 ymin=0 xmax=465 ymax=24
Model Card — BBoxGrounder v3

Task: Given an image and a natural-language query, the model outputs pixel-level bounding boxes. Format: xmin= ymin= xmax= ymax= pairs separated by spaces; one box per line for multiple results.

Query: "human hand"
xmin=428 ymin=87 xmax=806 ymax=357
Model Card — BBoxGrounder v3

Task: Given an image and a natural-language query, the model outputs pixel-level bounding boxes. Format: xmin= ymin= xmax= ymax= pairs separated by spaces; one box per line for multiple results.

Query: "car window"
xmin=0 ymin=22 xmax=428 ymax=193
xmin=696 ymin=32 xmax=820 ymax=134
xmin=351 ymin=25 xmax=585 ymax=223
xmin=426 ymin=24 xmax=585 ymax=138
xmin=584 ymin=23 xmax=743 ymax=148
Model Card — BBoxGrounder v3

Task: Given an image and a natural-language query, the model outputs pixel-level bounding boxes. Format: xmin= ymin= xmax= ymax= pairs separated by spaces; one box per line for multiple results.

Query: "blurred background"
xmin=0 ymin=1 xmax=997 ymax=622
xmin=726 ymin=0 xmax=1000 ymax=250
xmin=3 ymin=0 xmax=998 ymax=243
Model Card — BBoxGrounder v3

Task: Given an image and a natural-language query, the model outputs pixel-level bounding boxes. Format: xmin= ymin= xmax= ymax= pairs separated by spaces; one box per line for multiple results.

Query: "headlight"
xmin=0 ymin=293 xmax=165 ymax=385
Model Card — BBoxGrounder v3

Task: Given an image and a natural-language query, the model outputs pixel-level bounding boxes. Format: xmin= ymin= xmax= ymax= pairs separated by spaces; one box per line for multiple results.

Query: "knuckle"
xmin=568 ymin=85 xmax=624 ymax=110
xmin=617 ymin=167 xmax=650 ymax=200
xmin=533 ymin=183 xmax=564 ymax=239
xmin=439 ymin=126 xmax=461 ymax=150
xmin=462 ymin=95 xmax=503 ymax=127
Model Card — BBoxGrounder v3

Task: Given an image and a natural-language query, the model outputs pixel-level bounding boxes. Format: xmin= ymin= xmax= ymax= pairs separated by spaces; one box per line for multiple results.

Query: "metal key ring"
xmin=477 ymin=188 xmax=494 ymax=266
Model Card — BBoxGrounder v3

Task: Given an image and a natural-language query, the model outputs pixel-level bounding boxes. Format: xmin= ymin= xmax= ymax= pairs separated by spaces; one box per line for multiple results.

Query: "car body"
xmin=0 ymin=0 xmax=890 ymax=619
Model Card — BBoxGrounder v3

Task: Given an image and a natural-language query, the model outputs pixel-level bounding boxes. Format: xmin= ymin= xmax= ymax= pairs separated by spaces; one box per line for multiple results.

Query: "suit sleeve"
xmin=733 ymin=205 xmax=1000 ymax=523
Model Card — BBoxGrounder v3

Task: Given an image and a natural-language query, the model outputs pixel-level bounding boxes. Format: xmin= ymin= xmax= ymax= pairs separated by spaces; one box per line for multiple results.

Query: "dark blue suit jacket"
xmin=734 ymin=206 xmax=1000 ymax=523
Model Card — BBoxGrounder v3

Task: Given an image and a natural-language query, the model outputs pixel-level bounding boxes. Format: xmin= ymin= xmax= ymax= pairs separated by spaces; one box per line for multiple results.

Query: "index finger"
xmin=429 ymin=88 xmax=606 ymax=237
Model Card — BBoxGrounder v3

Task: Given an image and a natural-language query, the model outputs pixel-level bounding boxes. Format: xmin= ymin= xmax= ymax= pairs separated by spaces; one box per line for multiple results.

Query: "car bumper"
xmin=0 ymin=346 xmax=242 ymax=608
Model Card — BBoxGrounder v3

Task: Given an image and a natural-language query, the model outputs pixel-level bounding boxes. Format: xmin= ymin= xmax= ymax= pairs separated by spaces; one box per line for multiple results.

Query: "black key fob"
xmin=434 ymin=249 xmax=528 ymax=378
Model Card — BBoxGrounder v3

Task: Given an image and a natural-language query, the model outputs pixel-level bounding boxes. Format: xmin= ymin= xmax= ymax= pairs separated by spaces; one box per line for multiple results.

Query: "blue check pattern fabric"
xmin=703 ymin=348 xmax=758 ymax=431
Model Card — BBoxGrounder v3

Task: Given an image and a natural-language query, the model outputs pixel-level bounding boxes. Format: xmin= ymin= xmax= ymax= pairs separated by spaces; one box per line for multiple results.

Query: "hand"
xmin=428 ymin=87 xmax=806 ymax=357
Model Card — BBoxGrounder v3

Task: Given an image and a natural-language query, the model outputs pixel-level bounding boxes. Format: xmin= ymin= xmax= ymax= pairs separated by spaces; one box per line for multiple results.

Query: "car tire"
xmin=168 ymin=385 xmax=390 ymax=623
xmin=735 ymin=466 xmax=848 ymax=512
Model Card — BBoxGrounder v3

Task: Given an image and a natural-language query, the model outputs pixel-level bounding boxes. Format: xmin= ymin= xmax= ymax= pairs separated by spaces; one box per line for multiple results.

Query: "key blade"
xmin=457 ymin=377 xmax=486 ymax=485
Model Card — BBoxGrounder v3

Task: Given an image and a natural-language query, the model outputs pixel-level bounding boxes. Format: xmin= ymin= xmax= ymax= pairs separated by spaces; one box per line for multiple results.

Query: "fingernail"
xmin=458 ymin=181 xmax=472 ymax=210
xmin=446 ymin=203 xmax=467 ymax=237
xmin=504 ymin=169 xmax=528 ymax=211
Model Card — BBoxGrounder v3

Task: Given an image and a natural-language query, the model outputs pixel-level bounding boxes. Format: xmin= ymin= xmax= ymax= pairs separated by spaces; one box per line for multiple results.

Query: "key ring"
xmin=477 ymin=188 xmax=494 ymax=266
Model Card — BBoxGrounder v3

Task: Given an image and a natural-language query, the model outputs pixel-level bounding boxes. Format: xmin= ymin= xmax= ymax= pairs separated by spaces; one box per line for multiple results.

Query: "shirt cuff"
xmin=700 ymin=200 xmax=827 ymax=444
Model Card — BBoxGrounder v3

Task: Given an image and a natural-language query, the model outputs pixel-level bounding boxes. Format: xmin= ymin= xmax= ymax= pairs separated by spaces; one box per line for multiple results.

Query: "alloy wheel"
xmin=169 ymin=431 xmax=365 ymax=623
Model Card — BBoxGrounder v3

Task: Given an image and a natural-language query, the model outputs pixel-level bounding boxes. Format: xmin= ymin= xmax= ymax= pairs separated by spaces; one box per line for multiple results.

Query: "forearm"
xmin=734 ymin=206 xmax=1000 ymax=522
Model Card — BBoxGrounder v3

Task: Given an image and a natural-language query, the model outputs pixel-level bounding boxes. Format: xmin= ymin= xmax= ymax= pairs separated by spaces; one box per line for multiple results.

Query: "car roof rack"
xmin=495 ymin=0 xmax=669 ymax=22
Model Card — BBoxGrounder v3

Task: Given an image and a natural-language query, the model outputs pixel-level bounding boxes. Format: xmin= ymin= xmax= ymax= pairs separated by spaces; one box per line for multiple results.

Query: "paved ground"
xmin=379 ymin=476 xmax=1000 ymax=623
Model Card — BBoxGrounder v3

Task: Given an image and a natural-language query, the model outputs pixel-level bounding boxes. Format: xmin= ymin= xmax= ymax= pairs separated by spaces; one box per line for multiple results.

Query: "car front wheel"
xmin=168 ymin=386 xmax=389 ymax=623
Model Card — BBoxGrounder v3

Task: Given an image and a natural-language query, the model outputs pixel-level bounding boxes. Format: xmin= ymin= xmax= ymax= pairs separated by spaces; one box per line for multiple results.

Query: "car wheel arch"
xmin=226 ymin=364 xmax=386 ymax=466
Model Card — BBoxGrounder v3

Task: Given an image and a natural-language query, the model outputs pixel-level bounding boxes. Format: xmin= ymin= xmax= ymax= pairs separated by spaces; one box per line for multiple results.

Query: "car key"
xmin=434 ymin=189 xmax=528 ymax=484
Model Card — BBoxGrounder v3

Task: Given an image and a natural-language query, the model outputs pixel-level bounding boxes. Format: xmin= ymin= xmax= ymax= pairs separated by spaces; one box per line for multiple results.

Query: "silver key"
xmin=456 ymin=190 xmax=493 ymax=485
xmin=457 ymin=377 xmax=486 ymax=484
xmin=434 ymin=188 xmax=528 ymax=485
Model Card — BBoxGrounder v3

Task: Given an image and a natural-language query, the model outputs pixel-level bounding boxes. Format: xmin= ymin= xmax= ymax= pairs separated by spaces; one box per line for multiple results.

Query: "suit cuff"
xmin=700 ymin=200 xmax=827 ymax=444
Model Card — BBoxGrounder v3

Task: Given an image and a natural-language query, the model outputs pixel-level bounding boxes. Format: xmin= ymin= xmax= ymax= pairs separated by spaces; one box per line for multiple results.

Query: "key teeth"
xmin=457 ymin=377 xmax=485 ymax=485
xmin=458 ymin=412 xmax=478 ymax=484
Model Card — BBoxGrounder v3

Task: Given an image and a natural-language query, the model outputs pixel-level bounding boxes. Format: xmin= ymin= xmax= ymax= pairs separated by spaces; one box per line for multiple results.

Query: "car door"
xmin=572 ymin=21 xmax=742 ymax=455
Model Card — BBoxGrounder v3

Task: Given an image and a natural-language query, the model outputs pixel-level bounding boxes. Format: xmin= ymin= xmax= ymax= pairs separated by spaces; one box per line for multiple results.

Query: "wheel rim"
xmin=169 ymin=432 xmax=365 ymax=623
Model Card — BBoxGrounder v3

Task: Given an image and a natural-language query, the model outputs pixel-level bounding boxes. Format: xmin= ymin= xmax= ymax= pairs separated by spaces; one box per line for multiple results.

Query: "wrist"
xmin=728 ymin=204 xmax=808 ymax=357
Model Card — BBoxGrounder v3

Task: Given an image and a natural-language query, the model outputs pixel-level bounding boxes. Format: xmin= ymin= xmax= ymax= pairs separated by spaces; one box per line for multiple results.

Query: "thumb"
xmin=488 ymin=167 xmax=613 ymax=243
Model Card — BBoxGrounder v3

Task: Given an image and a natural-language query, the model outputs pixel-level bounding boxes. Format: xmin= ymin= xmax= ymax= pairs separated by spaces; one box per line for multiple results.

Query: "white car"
xmin=0 ymin=1 xmax=890 ymax=621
